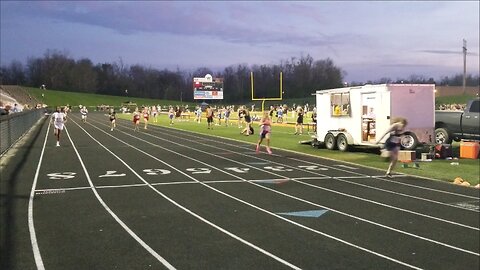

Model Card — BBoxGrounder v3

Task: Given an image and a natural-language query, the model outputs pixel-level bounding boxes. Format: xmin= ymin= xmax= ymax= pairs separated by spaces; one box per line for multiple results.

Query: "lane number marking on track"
xmin=47 ymin=172 xmax=77 ymax=180
xmin=186 ymin=168 xmax=212 ymax=174
xmin=264 ymin=166 xmax=293 ymax=172
xmin=224 ymin=167 xmax=250 ymax=173
xmin=99 ymin=170 xmax=127 ymax=178
xmin=143 ymin=169 xmax=171 ymax=175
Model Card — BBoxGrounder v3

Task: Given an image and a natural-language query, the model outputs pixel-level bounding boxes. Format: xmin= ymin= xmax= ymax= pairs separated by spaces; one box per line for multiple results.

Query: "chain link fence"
xmin=0 ymin=109 xmax=46 ymax=156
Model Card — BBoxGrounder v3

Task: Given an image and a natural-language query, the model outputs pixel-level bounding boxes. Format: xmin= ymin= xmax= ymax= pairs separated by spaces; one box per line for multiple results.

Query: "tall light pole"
xmin=463 ymin=39 xmax=467 ymax=95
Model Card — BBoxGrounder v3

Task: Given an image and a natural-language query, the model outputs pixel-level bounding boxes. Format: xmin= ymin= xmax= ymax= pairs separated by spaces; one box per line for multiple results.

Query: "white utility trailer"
xmin=314 ymin=84 xmax=435 ymax=151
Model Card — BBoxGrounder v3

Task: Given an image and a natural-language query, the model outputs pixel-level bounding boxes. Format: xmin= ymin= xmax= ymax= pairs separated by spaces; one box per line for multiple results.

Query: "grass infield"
xmin=117 ymin=112 xmax=480 ymax=186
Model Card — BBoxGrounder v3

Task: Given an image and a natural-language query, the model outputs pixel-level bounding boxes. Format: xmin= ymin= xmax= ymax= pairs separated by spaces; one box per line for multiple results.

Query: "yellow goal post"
xmin=250 ymin=71 xmax=283 ymax=112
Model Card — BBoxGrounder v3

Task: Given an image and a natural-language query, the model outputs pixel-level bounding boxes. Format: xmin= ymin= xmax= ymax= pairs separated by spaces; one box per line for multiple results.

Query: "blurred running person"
xmin=142 ymin=107 xmax=149 ymax=129
xmin=376 ymin=117 xmax=408 ymax=178
xmin=109 ymin=108 xmax=116 ymax=131
xmin=80 ymin=106 xmax=88 ymax=123
xmin=51 ymin=106 xmax=67 ymax=147
xmin=133 ymin=108 xmax=141 ymax=131
xmin=256 ymin=111 xmax=272 ymax=154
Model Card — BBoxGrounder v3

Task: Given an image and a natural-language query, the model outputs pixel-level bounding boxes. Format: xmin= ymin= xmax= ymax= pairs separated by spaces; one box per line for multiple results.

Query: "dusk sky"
xmin=1 ymin=1 xmax=479 ymax=82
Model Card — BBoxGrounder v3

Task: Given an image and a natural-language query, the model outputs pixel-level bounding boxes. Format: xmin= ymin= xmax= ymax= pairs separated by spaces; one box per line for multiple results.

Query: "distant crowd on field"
xmin=114 ymin=103 xmax=317 ymax=123
xmin=436 ymin=103 xmax=467 ymax=111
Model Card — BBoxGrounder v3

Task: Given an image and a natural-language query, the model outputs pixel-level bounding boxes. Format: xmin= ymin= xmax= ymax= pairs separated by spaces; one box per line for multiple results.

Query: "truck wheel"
xmin=324 ymin=133 xmax=337 ymax=150
xmin=400 ymin=131 xmax=418 ymax=150
xmin=337 ymin=134 xmax=349 ymax=152
xmin=435 ymin=128 xmax=451 ymax=144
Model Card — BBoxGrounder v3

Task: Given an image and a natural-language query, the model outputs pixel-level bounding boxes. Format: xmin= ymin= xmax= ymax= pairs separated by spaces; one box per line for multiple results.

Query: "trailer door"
xmin=360 ymin=92 xmax=377 ymax=142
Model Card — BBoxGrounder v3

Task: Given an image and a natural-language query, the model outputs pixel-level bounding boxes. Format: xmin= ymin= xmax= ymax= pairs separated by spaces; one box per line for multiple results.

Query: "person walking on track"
xmin=133 ymin=108 xmax=141 ymax=132
xmin=256 ymin=111 xmax=272 ymax=154
xmin=80 ymin=106 xmax=88 ymax=123
xmin=376 ymin=117 xmax=408 ymax=178
xmin=51 ymin=106 xmax=67 ymax=147
xmin=109 ymin=108 xmax=116 ymax=131
xmin=142 ymin=107 xmax=149 ymax=129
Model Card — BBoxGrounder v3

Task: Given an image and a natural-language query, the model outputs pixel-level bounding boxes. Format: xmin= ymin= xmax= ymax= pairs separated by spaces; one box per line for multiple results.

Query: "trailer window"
xmin=330 ymin=93 xmax=351 ymax=116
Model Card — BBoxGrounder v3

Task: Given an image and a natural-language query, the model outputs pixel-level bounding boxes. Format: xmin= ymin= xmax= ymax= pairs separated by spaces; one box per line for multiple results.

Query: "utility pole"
xmin=463 ymin=39 xmax=467 ymax=95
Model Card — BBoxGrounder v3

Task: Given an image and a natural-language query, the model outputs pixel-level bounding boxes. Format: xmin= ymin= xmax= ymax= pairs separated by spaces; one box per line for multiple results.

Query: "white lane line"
xmin=71 ymin=118 xmax=301 ymax=270
xmin=35 ymin=186 xmax=92 ymax=192
xmin=83 ymin=119 xmax=426 ymax=269
xmin=64 ymin=127 xmax=177 ymax=270
xmin=105 ymin=119 xmax=480 ymax=255
xmin=95 ymin=183 xmax=148 ymax=189
xmin=288 ymin=157 xmax=480 ymax=201
xmin=138 ymin=124 xmax=480 ymax=229
xmin=157 ymin=124 xmax=477 ymax=200
xmin=28 ymin=122 xmax=50 ymax=270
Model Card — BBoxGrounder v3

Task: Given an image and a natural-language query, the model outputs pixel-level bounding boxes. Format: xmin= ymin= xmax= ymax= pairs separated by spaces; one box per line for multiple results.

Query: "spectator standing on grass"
xmin=109 ymin=108 xmax=117 ymax=131
xmin=294 ymin=106 xmax=304 ymax=135
xmin=224 ymin=106 xmax=231 ymax=126
xmin=152 ymin=105 xmax=158 ymax=123
xmin=168 ymin=106 xmax=175 ymax=125
xmin=276 ymin=106 xmax=284 ymax=123
xmin=206 ymin=105 xmax=214 ymax=129
xmin=51 ymin=107 xmax=67 ymax=147
xmin=256 ymin=111 xmax=273 ymax=154
xmin=237 ymin=106 xmax=245 ymax=128
xmin=80 ymin=106 xmax=88 ymax=123
xmin=376 ymin=117 xmax=408 ymax=178
xmin=195 ymin=106 xmax=202 ymax=123
xmin=311 ymin=108 xmax=317 ymax=132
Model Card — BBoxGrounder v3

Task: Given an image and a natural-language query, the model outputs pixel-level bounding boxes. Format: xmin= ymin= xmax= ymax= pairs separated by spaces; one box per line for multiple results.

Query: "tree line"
xmin=1 ymin=49 xmax=478 ymax=102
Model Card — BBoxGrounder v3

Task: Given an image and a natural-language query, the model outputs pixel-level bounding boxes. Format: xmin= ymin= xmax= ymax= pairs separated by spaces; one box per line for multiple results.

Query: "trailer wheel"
xmin=337 ymin=134 xmax=350 ymax=152
xmin=324 ymin=133 xmax=337 ymax=150
xmin=401 ymin=131 xmax=418 ymax=150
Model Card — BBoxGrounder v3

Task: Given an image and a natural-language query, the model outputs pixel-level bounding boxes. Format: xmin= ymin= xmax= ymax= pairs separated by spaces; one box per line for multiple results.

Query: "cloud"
xmin=2 ymin=1 xmax=357 ymax=49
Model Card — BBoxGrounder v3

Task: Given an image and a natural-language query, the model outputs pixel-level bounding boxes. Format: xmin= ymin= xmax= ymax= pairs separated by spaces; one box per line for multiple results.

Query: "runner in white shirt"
xmin=51 ymin=107 xmax=67 ymax=147
xmin=80 ymin=106 xmax=88 ymax=123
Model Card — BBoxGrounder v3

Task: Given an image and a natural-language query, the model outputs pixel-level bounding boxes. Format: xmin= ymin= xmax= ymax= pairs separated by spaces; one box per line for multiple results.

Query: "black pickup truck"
xmin=435 ymin=98 xmax=480 ymax=144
